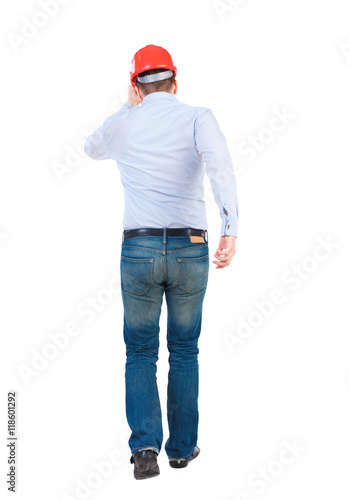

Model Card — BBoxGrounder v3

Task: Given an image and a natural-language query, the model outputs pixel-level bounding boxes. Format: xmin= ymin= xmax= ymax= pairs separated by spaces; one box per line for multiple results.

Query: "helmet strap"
xmin=137 ymin=69 xmax=174 ymax=84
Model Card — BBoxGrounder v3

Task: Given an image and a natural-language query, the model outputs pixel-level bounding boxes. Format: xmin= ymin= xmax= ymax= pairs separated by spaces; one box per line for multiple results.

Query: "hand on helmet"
xmin=127 ymin=85 xmax=142 ymax=107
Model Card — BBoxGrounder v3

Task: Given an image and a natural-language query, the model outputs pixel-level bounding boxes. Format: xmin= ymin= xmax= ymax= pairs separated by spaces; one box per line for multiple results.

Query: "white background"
xmin=1 ymin=0 xmax=348 ymax=498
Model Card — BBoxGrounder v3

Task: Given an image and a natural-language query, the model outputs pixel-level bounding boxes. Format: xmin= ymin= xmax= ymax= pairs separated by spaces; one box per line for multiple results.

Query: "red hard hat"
xmin=130 ymin=44 xmax=177 ymax=87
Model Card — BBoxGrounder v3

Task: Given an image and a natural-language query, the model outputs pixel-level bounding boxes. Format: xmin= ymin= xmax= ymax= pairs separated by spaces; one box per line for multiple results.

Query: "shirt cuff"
xmin=221 ymin=217 xmax=238 ymax=237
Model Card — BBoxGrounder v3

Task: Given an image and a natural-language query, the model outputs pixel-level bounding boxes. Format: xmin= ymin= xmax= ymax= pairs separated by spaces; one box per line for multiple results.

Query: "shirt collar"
xmin=141 ymin=92 xmax=178 ymax=105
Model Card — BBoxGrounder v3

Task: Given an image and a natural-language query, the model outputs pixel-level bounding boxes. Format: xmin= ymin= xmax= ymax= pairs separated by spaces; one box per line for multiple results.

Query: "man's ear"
xmin=135 ymin=85 xmax=144 ymax=102
xmin=173 ymin=80 xmax=178 ymax=95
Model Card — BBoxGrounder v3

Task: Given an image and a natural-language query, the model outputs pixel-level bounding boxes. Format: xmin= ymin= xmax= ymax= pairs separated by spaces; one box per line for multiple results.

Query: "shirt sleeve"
xmin=84 ymin=102 xmax=133 ymax=161
xmin=194 ymin=109 xmax=239 ymax=237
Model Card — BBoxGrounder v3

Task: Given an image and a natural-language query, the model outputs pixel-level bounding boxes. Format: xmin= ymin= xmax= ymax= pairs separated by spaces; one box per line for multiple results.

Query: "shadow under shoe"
xmin=169 ymin=446 xmax=200 ymax=469
xmin=130 ymin=450 xmax=160 ymax=480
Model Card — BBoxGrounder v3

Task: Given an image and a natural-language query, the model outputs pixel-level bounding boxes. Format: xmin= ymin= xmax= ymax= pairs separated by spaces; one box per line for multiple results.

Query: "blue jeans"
xmin=120 ymin=229 xmax=209 ymax=460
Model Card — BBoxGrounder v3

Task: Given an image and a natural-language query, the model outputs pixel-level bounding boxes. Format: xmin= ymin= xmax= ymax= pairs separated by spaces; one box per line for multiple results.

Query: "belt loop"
xmin=163 ymin=227 xmax=166 ymax=243
xmin=122 ymin=231 xmax=125 ymax=243
xmin=205 ymin=230 xmax=208 ymax=243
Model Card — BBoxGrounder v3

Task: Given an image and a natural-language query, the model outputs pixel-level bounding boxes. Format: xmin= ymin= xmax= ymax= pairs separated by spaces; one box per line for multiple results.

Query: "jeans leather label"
xmin=189 ymin=236 xmax=205 ymax=243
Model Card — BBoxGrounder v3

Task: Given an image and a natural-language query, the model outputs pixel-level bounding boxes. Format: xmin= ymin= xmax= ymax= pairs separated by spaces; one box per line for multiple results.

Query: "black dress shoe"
xmin=130 ymin=450 xmax=160 ymax=480
xmin=169 ymin=446 xmax=200 ymax=469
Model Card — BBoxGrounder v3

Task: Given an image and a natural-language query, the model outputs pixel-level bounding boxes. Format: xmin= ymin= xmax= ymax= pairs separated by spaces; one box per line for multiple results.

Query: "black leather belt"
xmin=123 ymin=227 xmax=207 ymax=240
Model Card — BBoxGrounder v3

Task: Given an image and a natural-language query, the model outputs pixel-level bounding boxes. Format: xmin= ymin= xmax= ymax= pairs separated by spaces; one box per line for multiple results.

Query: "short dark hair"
xmin=135 ymin=68 xmax=176 ymax=96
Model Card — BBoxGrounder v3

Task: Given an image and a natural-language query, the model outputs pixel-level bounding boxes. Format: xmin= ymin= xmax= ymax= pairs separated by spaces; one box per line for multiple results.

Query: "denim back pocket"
xmin=177 ymin=253 xmax=209 ymax=294
xmin=121 ymin=256 xmax=154 ymax=295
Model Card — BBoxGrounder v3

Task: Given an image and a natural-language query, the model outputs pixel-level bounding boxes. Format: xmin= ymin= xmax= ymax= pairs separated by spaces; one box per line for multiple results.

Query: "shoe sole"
xmin=134 ymin=465 xmax=160 ymax=480
xmin=169 ymin=447 xmax=200 ymax=469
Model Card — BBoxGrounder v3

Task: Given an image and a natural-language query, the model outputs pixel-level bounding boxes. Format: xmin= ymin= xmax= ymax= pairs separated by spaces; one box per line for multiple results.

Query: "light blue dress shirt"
xmin=84 ymin=92 xmax=238 ymax=236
